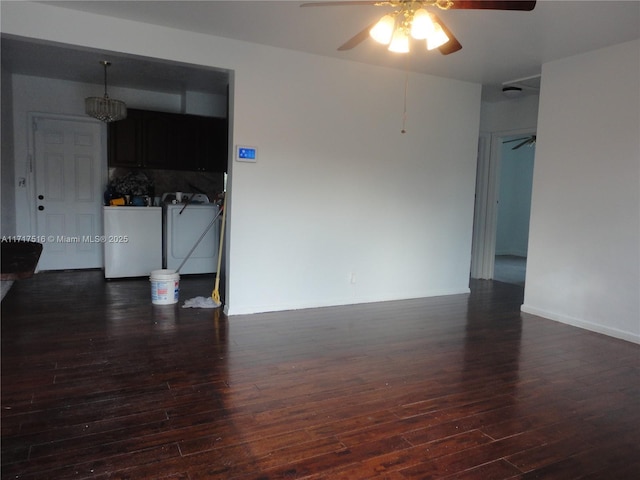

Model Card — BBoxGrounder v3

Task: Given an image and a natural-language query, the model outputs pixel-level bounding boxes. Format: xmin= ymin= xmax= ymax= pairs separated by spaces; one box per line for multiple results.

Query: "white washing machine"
xmin=164 ymin=202 xmax=220 ymax=274
xmin=104 ymin=206 xmax=163 ymax=279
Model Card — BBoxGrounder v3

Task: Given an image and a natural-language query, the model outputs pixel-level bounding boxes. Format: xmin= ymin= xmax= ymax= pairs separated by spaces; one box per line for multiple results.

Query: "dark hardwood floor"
xmin=2 ymin=271 xmax=639 ymax=479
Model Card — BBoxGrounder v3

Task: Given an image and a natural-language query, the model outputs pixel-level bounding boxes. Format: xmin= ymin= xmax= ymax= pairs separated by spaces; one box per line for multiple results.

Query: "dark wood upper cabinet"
xmin=108 ymin=109 xmax=143 ymax=168
xmin=108 ymin=108 xmax=228 ymax=172
xmin=143 ymin=111 xmax=173 ymax=170
xmin=199 ymin=116 xmax=228 ymax=173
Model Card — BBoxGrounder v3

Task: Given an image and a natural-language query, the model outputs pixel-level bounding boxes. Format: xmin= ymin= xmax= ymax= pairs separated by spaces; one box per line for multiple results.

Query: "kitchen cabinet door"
xmin=172 ymin=115 xmax=228 ymax=172
xmin=200 ymin=116 xmax=228 ymax=172
xmin=108 ymin=109 xmax=143 ymax=167
xmin=168 ymin=115 xmax=200 ymax=171
xmin=143 ymin=111 xmax=173 ymax=169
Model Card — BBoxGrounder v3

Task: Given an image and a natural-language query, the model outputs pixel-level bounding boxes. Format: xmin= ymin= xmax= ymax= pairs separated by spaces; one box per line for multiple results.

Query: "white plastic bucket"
xmin=150 ymin=269 xmax=180 ymax=305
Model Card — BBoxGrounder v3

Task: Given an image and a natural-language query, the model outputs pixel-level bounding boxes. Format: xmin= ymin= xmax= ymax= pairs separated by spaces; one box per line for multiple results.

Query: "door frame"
xmin=27 ymin=112 xmax=107 ymax=256
xmin=470 ymin=127 xmax=536 ymax=279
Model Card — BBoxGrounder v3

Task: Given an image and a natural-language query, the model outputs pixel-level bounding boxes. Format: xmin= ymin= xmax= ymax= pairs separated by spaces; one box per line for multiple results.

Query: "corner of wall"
xmin=1 ymin=70 xmax=17 ymax=236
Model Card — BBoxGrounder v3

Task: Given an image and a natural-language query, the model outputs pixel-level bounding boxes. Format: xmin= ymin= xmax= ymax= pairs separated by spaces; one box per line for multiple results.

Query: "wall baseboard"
xmin=228 ymin=287 xmax=472 ymax=316
xmin=521 ymin=304 xmax=640 ymax=345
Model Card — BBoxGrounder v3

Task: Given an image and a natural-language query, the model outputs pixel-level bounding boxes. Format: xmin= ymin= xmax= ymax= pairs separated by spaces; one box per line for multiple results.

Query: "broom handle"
xmin=213 ymin=193 xmax=227 ymax=294
xmin=175 ymin=208 xmax=222 ymax=274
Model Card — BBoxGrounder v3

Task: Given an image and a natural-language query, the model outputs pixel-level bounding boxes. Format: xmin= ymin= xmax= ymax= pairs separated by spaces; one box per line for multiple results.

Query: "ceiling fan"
xmin=503 ymin=135 xmax=536 ymax=150
xmin=301 ymin=1 xmax=536 ymax=54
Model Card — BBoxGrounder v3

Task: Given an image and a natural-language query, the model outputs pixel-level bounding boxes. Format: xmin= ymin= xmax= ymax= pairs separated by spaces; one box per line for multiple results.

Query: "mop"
xmin=182 ymin=193 xmax=226 ymax=309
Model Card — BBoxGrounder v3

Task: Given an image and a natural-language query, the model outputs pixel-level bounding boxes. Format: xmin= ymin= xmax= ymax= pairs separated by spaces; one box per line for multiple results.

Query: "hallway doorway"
xmin=470 ymin=129 xmax=535 ymax=284
xmin=494 ymin=133 xmax=535 ymax=285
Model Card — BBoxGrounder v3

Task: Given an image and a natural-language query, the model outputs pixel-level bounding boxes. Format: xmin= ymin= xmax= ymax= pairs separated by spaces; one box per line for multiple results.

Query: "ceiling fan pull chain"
xmin=401 ymin=71 xmax=409 ymax=134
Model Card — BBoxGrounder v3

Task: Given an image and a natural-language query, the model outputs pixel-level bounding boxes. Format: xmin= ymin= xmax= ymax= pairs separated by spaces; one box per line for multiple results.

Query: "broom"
xmin=211 ymin=192 xmax=227 ymax=306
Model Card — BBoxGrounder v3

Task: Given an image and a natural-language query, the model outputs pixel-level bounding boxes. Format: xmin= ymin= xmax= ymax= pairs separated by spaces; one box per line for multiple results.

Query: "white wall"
xmin=480 ymin=94 xmax=539 ymax=134
xmin=184 ymin=91 xmax=226 ymax=117
xmin=1 ymin=68 xmax=16 ymax=236
xmin=523 ymin=40 xmax=640 ymax=343
xmin=230 ymin=56 xmax=480 ymax=312
xmin=2 ymin=2 xmax=481 ymax=315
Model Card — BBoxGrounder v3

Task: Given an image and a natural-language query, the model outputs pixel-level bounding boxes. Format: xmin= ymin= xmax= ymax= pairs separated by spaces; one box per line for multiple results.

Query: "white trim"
xmin=521 ymin=304 xmax=640 ymax=345
xmin=227 ymin=287 xmax=472 ymax=316
xmin=470 ymin=133 xmax=491 ymax=278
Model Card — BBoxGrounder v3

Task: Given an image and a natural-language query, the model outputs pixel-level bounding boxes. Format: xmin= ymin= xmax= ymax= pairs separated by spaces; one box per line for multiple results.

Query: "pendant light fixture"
xmin=85 ymin=61 xmax=127 ymax=123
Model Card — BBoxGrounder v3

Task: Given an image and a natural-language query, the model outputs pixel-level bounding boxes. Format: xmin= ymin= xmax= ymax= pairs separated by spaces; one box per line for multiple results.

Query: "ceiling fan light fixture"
xmin=370 ymin=14 xmax=395 ymax=44
xmin=388 ymin=27 xmax=410 ymax=53
xmin=410 ymin=8 xmax=433 ymax=40
xmin=426 ymin=20 xmax=449 ymax=50
xmin=85 ymin=60 xmax=127 ymax=123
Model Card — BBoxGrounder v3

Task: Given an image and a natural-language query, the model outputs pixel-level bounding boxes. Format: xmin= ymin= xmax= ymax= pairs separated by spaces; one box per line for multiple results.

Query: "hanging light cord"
xmin=401 ymin=53 xmax=412 ymax=134
xmin=101 ymin=61 xmax=110 ymax=98
xmin=401 ymin=71 xmax=409 ymax=134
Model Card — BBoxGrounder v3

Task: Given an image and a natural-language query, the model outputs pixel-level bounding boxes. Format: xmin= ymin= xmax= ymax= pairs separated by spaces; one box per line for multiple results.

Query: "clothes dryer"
xmin=164 ymin=203 xmax=220 ymax=274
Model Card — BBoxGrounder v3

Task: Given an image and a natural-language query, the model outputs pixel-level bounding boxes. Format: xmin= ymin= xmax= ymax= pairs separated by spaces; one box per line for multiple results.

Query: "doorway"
xmin=470 ymin=129 xmax=535 ymax=284
xmin=493 ymin=133 xmax=535 ymax=285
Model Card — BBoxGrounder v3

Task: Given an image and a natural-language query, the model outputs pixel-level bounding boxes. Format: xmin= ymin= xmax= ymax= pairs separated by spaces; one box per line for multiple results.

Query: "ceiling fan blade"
xmin=448 ymin=1 xmax=536 ymax=11
xmin=512 ymin=138 xmax=531 ymax=150
xmin=337 ymin=21 xmax=377 ymax=50
xmin=300 ymin=1 xmax=382 ymax=7
xmin=503 ymin=136 xmax=529 ymax=144
xmin=301 ymin=1 xmax=534 ymax=8
xmin=431 ymin=14 xmax=462 ymax=55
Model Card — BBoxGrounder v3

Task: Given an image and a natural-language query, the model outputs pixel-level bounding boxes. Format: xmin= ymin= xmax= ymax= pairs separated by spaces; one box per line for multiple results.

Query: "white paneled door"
xmin=34 ymin=117 xmax=103 ymax=270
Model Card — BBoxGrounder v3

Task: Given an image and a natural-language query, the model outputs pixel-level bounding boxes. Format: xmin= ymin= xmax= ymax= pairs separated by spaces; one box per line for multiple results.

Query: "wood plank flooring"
xmin=2 ymin=271 xmax=639 ymax=479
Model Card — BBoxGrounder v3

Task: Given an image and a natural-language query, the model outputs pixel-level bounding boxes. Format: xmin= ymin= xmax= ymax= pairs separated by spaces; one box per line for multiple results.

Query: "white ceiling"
xmin=3 ymin=1 xmax=639 ymax=102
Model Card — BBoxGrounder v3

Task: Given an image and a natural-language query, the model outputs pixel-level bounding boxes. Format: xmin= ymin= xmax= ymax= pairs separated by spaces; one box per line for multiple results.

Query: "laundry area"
xmin=103 ymin=190 xmax=223 ymax=280
xmin=102 ymin=105 xmax=228 ymax=283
